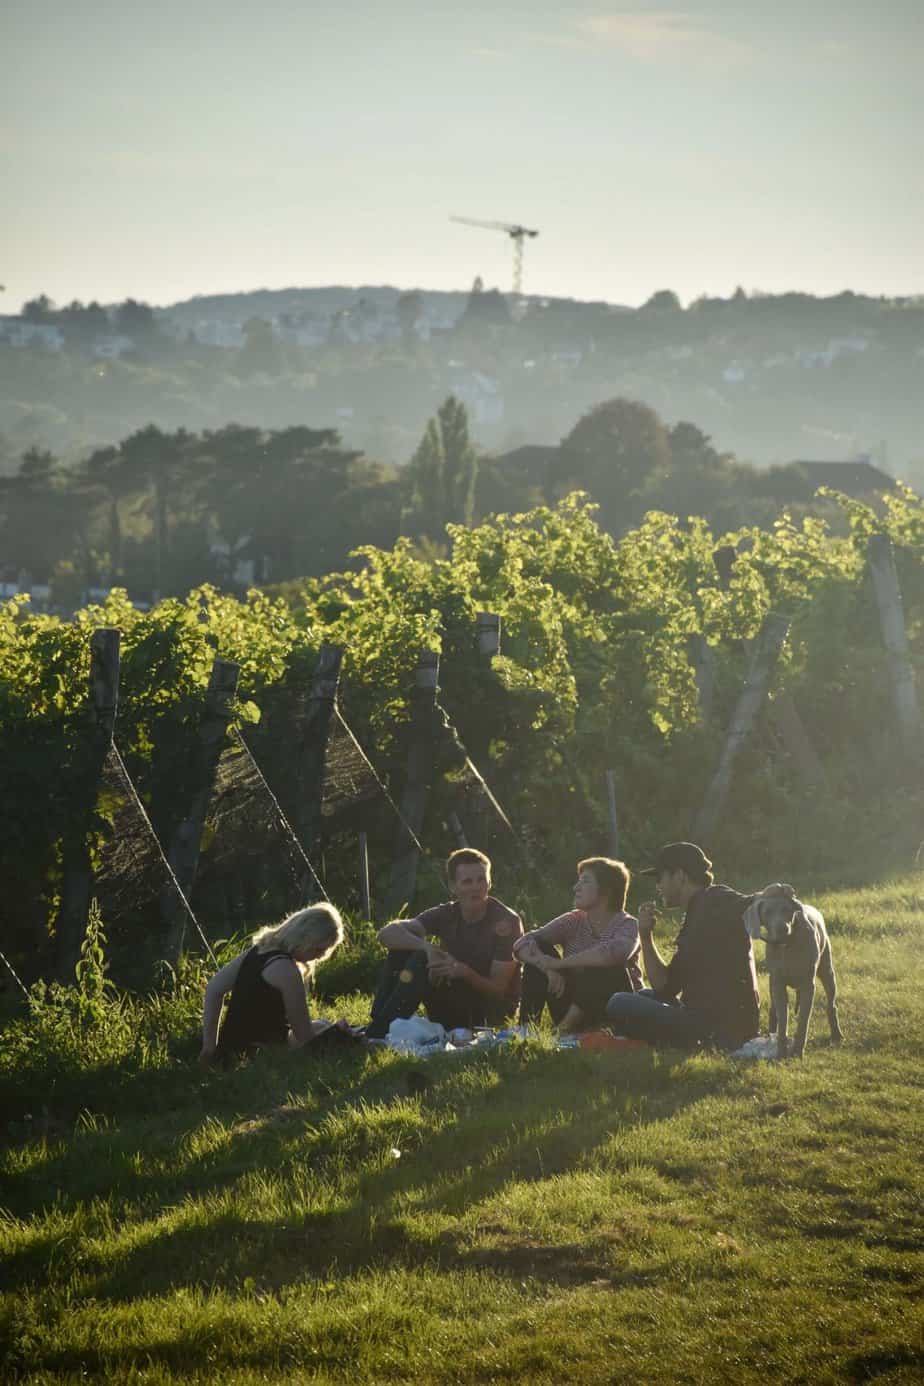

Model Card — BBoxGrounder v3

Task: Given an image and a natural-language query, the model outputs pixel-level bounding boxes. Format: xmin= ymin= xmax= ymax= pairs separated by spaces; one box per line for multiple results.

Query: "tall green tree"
xmin=440 ymin=395 xmax=478 ymax=528
xmin=0 ymin=448 xmax=93 ymax=581
xmin=118 ymin=426 xmax=191 ymax=597
xmin=404 ymin=396 xmax=479 ymax=541
xmin=77 ymin=445 xmax=135 ymax=578
xmin=552 ymin=398 xmax=672 ymax=535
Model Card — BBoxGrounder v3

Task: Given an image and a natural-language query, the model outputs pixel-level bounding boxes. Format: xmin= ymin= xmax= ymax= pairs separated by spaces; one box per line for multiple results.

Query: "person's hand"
xmin=515 ymin=936 xmax=540 ymax=964
xmin=428 ymin=957 xmax=467 ymax=983
xmin=547 ymin=971 xmax=566 ymax=999
xmin=638 ymin=901 xmax=658 ymax=934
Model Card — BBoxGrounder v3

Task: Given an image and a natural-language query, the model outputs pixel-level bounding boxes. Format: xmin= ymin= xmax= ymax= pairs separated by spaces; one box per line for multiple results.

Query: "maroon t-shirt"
xmin=416 ymin=896 xmax=523 ymax=988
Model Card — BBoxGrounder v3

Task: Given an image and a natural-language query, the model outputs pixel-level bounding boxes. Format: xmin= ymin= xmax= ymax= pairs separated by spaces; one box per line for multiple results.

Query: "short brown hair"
xmin=447 ymin=847 xmax=492 ymax=882
xmin=577 ymin=857 xmax=630 ymax=911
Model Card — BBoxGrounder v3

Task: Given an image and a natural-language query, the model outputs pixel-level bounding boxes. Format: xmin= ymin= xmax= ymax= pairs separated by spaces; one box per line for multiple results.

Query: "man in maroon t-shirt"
xmin=366 ymin=848 xmax=523 ymax=1037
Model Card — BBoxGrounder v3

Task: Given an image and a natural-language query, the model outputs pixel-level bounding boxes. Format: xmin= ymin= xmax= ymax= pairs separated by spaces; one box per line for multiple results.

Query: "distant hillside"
xmin=2 ymin=284 xmax=922 ymax=484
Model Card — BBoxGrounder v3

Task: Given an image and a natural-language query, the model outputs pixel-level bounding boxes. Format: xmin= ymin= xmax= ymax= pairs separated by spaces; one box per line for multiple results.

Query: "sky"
xmin=2 ymin=1 xmax=922 ymax=312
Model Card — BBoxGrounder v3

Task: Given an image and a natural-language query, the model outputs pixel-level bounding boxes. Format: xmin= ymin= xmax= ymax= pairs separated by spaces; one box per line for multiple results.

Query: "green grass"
xmin=2 ymin=875 xmax=923 ymax=1384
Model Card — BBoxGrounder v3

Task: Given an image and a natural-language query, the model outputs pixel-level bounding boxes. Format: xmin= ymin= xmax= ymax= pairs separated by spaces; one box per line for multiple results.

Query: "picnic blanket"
xmin=380 ymin=1020 xmax=646 ymax=1058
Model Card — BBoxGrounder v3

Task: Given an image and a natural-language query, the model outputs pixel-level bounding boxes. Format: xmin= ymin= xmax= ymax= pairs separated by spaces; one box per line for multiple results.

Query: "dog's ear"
xmin=743 ymin=898 xmax=763 ymax=940
xmin=762 ymin=882 xmax=788 ymax=898
xmin=780 ymin=883 xmax=796 ymax=898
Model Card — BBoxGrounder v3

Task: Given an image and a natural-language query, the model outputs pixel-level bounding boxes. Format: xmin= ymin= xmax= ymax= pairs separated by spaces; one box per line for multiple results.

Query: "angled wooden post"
xmin=767 ymin=690 xmax=828 ymax=790
xmin=55 ymin=628 xmax=121 ymax=979
xmin=867 ymin=534 xmax=922 ymax=758
xmin=358 ymin=832 xmax=372 ymax=922
xmin=691 ymin=612 xmax=790 ymax=843
xmin=385 ymin=650 xmax=441 ymax=916
xmin=447 ymin=811 xmax=469 ymax=847
xmin=476 ymin=611 xmax=501 ymax=663
xmin=465 ymin=611 xmax=502 ymax=815
xmin=162 ymin=657 xmax=240 ymax=962
xmin=294 ymin=643 xmax=343 ymax=899
xmin=605 ymin=770 xmax=620 ymax=859
xmin=687 ymin=633 xmax=716 ymax=724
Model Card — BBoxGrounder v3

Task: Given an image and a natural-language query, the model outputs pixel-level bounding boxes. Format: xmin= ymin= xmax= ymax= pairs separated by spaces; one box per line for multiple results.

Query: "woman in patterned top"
xmin=514 ymin=857 xmax=641 ymax=1034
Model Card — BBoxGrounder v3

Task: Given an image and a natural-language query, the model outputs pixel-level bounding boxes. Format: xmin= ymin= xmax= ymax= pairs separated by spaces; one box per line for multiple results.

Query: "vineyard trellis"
xmin=1 ymin=490 xmax=922 ymax=992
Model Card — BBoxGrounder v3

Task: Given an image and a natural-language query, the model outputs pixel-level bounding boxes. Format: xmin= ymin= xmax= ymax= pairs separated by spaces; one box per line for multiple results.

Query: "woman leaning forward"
xmin=198 ymin=903 xmax=345 ymax=1067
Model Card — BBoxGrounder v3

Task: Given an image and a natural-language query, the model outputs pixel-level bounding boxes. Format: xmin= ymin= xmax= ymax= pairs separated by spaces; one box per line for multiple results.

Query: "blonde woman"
xmin=198 ymin=903 xmax=345 ymax=1066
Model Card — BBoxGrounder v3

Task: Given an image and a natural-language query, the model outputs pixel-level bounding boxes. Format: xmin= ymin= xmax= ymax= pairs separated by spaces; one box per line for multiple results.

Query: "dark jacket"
xmin=661 ymin=885 xmax=760 ymax=1049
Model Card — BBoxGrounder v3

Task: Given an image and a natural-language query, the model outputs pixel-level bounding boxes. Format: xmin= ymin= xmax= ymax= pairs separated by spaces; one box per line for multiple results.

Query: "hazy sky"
xmin=3 ymin=1 xmax=921 ymax=311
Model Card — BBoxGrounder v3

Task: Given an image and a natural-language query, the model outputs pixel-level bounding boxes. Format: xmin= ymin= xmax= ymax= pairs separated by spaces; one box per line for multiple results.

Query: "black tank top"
xmin=215 ymin=946 xmax=296 ymax=1062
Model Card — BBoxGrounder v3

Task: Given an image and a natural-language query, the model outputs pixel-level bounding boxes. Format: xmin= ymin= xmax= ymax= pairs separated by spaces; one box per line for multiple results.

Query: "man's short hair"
xmin=577 ymin=856 xmax=630 ymax=911
xmin=640 ymin=842 xmax=714 ymax=887
xmin=447 ymin=847 xmax=492 ymax=882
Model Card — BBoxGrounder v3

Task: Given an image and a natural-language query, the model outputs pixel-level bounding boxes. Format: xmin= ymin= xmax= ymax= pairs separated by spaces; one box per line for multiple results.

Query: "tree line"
xmin=3 ymin=283 xmax=922 ymax=481
xmin=0 ymin=396 xmax=873 ymax=610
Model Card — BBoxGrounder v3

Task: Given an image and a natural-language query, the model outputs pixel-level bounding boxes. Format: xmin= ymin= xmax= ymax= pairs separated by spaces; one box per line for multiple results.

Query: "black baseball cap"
xmin=639 ymin=842 xmax=713 ymax=878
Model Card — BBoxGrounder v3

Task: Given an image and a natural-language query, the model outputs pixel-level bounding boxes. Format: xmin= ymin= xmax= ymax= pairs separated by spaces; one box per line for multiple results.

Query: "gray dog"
xmin=744 ymin=883 xmax=844 ymax=1059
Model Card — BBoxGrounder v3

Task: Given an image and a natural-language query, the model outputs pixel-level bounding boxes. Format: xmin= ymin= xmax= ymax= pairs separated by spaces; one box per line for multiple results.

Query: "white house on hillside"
xmin=0 ymin=319 xmax=65 ymax=351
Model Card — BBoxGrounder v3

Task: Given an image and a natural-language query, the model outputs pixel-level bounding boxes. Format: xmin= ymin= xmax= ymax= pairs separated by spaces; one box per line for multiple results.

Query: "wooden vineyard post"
xmin=385 ymin=651 xmax=441 ymax=916
xmin=447 ymin=811 xmax=469 ymax=847
xmin=867 ymin=534 xmax=922 ymax=759
xmin=162 ymin=657 xmax=240 ymax=962
xmin=767 ymin=690 xmax=828 ymax=791
xmin=358 ymin=831 xmax=372 ymax=922
xmin=605 ymin=770 xmax=620 ymax=859
xmin=55 ymin=628 xmax=121 ymax=979
xmin=294 ymin=644 xmax=343 ymax=900
xmin=466 ymin=612 xmax=502 ymax=826
xmin=691 ymin=612 xmax=790 ymax=844
xmin=476 ymin=612 xmax=501 ymax=663
xmin=687 ymin=634 xmax=716 ymax=724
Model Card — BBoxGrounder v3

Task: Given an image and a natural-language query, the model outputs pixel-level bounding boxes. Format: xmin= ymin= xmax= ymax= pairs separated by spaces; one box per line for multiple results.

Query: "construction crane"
xmin=450 ymin=216 xmax=539 ymax=296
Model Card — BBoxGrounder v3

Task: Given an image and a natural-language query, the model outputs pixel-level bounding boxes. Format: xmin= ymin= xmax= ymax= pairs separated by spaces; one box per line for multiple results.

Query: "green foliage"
xmin=554 ymin=398 xmax=672 ymax=532
xmin=0 ymin=911 xmax=212 ymax=1109
xmin=403 ymin=395 xmax=479 ymax=540
xmin=2 ymin=481 xmax=923 ymax=972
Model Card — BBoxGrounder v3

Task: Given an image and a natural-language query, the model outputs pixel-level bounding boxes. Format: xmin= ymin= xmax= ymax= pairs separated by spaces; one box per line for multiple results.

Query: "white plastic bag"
xmin=386 ymin=1017 xmax=447 ymax=1054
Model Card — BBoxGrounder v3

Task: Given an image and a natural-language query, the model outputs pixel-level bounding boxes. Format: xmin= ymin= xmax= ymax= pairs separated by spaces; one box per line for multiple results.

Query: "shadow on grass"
xmin=3 ymin=1043 xmax=757 ymax=1302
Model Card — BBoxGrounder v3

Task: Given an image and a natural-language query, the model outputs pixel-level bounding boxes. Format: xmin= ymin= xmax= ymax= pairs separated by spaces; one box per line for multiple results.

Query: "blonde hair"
xmin=252 ymin=902 xmax=344 ymax=975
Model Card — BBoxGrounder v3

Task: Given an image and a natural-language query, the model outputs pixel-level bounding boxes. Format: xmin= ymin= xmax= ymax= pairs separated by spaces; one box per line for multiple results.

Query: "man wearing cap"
xmin=606 ymin=842 xmax=759 ymax=1050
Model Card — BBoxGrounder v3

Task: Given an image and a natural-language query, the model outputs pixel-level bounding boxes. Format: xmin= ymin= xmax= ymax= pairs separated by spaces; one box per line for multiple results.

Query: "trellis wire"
xmin=109 ymin=741 xmax=219 ymax=966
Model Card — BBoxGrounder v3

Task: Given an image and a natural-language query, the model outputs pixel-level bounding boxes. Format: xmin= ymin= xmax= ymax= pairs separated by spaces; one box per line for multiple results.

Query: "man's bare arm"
xmin=377 ymin=919 xmax=445 ymax=959
xmin=637 ymin=901 xmax=671 ymax=991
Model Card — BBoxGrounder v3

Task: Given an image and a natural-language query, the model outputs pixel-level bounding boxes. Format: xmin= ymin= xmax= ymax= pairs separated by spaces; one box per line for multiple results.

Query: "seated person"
xmin=367 ymin=847 xmax=523 ymax=1038
xmin=606 ymin=842 xmax=760 ymax=1051
xmin=198 ymin=902 xmax=345 ymax=1066
xmin=514 ymin=857 xmax=641 ymax=1034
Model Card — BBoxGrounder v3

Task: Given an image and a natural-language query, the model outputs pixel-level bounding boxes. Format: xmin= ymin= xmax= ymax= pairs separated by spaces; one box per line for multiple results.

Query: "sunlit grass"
xmin=1 ymin=875 xmax=922 ymax=1382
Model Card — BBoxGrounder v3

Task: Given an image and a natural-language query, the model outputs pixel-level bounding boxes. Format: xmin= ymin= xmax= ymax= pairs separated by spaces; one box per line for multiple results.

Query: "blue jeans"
xmin=605 ymin=988 xmax=712 ymax=1050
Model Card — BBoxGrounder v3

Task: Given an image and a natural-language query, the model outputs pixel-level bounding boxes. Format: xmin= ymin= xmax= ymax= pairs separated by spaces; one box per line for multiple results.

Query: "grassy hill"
xmin=2 ymin=872 xmax=922 ymax=1383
